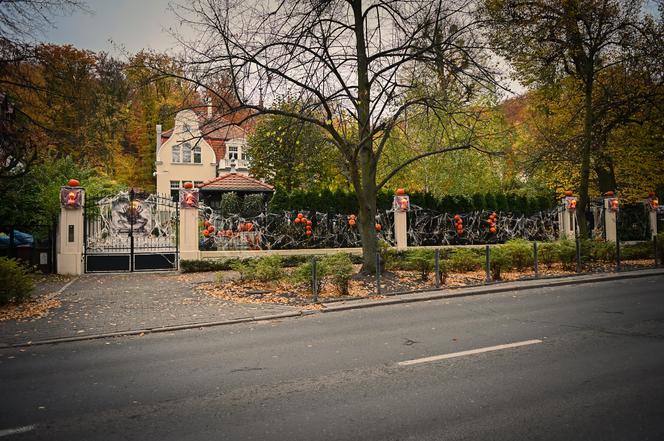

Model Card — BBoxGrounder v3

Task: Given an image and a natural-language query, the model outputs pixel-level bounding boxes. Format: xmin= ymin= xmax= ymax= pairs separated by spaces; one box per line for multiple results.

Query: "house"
xmin=155 ymin=109 xmax=253 ymax=200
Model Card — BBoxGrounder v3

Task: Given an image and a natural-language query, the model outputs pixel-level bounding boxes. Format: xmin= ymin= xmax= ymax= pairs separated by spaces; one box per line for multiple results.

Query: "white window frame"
xmin=170 ymin=180 xmax=180 ymax=189
xmin=193 ymin=145 xmax=201 ymax=164
xmin=172 ymin=145 xmax=181 ymax=163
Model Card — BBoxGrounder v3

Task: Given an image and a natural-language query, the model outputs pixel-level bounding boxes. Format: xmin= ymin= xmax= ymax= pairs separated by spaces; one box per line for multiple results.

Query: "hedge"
xmin=268 ymin=189 xmax=554 ymax=216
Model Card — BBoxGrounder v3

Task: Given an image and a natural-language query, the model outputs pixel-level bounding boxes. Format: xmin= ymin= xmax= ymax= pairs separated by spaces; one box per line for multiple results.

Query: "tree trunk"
xmin=352 ymin=0 xmax=378 ymax=274
xmin=577 ymin=76 xmax=594 ymax=238
xmin=594 ymin=153 xmax=616 ymax=194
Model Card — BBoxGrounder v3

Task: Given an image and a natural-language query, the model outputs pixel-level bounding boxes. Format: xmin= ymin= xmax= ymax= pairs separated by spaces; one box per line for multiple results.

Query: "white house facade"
xmin=155 ymin=109 xmax=250 ymax=199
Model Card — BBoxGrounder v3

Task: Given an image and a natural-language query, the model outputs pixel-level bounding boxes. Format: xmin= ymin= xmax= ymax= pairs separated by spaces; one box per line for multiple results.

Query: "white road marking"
xmin=0 ymin=425 xmax=37 ymax=437
xmin=397 ymin=339 xmax=543 ymax=366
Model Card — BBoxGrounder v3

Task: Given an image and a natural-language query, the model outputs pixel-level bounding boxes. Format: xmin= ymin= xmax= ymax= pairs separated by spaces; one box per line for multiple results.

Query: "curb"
xmin=3 ymin=268 xmax=663 ymax=349
xmin=321 ymin=268 xmax=664 ymax=312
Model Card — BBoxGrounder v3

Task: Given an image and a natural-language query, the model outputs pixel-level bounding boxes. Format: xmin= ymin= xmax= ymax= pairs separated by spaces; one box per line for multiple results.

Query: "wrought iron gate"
xmin=84 ymin=190 xmax=179 ymax=272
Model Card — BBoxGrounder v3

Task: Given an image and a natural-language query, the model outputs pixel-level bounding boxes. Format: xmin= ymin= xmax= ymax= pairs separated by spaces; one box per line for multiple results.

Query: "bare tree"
xmin=172 ymin=0 xmax=496 ymax=271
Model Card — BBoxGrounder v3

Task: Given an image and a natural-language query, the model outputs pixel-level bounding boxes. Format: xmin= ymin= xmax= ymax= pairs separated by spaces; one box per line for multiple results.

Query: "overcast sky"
xmin=42 ymin=0 xmax=182 ymax=55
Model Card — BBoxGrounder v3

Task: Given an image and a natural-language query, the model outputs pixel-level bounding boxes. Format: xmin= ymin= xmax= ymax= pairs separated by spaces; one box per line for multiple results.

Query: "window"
xmin=170 ymin=180 xmax=180 ymax=189
xmin=182 ymin=142 xmax=192 ymax=163
xmin=228 ymin=146 xmax=238 ymax=161
xmin=172 ymin=145 xmax=181 ymax=163
xmin=170 ymin=181 xmax=180 ymax=202
xmin=241 ymin=150 xmax=248 ymax=161
xmin=193 ymin=145 xmax=201 ymax=163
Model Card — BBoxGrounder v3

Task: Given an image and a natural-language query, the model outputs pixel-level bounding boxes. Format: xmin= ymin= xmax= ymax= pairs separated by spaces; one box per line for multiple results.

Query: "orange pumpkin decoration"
xmin=207 ymin=225 xmax=215 ymax=233
xmin=183 ymin=181 xmax=193 ymax=189
xmin=375 ymin=223 xmax=382 ymax=232
xmin=396 ymin=188 xmax=406 ymax=195
xmin=297 ymin=213 xmax=304 ymax=219
xmin=489 ymin=227 xmax=497 ymax=234
xmin=306 ymin=230 xmax=312 ymax=237
xmin=246 ymin=223 xmax=254 ymax=231
xmin=306 ymin=225 xmax=312 ymax=231
xmin=453 ymin=214 xmax=461 ymax=220
xmin=564 ymin=190 xmax=573 ymax=197
xmin=349 ymin=219 xmax=356 ymax=226
xmin=604 ymin=191 xmax=615 ymax=197
xmin=203 ymin=229 xmax=210 ymax=237
xmin=204 ymin=220 xmax=211 ymax=228
xmin=67 ymin=179 xmax=80 ymax=187
xmin=306 ymin=220 xmax=312 ymax=227
xmin=294 ymin=217 xmax=302 ymax=224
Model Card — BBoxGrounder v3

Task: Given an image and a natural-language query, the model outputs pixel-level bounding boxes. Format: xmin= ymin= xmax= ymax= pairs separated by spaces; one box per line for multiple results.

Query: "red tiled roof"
xmin=198 ymin=173 xmax=274 ymax=192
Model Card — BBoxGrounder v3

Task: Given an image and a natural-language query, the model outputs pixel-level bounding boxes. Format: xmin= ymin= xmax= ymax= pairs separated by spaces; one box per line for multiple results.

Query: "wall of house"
xmin=155 ymin=110 xmax=218 ymax=196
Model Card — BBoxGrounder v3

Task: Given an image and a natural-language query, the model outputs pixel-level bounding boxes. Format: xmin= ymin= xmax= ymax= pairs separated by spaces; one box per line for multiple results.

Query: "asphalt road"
xmin=1 ymin=275 xmax=663 ymax=440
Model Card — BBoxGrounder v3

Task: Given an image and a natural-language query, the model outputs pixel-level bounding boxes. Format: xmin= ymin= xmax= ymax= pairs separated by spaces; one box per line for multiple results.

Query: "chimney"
xmin=156 ymin=124 xmax=162 ymax=159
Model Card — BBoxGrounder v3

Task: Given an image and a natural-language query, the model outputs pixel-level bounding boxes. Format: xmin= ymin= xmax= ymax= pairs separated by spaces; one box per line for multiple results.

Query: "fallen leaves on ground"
xmin=0 ymin=297 xmax=62 ymax=322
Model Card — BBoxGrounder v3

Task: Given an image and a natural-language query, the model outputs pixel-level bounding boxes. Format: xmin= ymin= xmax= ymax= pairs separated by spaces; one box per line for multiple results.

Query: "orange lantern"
xmin=67 ymin=191 xmax=77 ymax=206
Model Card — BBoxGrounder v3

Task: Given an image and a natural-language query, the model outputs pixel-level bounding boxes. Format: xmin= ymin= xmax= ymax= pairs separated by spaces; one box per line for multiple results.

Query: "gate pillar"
xmin=393 ymin=189 xmax=409 ymax=250
xmin=57 ymin=185 xmax=85 ymax=275
xmin=647 ymin=193 xmax=659 ymax=238
xmin=558 ymin=192 xmax=577 ymax=240
xmin=604 ymin=193 xmax=619 ymax=242
xmin=179 ymin=187 xmax=201 ymax=261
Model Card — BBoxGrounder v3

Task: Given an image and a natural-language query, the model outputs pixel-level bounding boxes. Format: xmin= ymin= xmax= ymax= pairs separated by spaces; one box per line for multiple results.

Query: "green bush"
xmin=501 ymin=239 xmax=533 ymax=271
xmin=537 ymin=242 xmax=559 ymax=268
xmin=241 ymin=194 xmax=265 ymax=217
xmin=254 ymin=255 xmax=284 ymax=282
xmin=621 ymin=242 xmax=653 ymax=260
xmin=321 ymin=253 xmax=354 ymax=295
xmin=405 ymin=249 xmax=434 ymax=281
xmin=231 ymin=255 xmax=283 ymax=282
xmin=220 ymin=192 xmax=241 ymax=215
xmin=558 ymin=240 xmax=577 ymax=270
xmin=588 ymin=240 xmax=616 ymax=262
xmin=0 ymin=257 xmax=34 ymax=305
xmin=449 ymin=248 xmax=482 ymax=272
xmin=489 ymin=247 xmax=512 ymax=281
xmin=181 ymin=258 xmax=241 ymax=272
xmin=292 ymin=258 xmax=326 ymax=295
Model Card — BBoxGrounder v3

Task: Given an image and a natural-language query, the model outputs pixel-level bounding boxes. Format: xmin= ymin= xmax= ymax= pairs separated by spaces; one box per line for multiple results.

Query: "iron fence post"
xmin=575 ymin=237 xmax=581 ymax=273
xmin=375 ymin=251 xmax=381 ymax=295
xmin=311 ymin=256 xmax=318 ymax=303
xmin=655 ymin=235 xmax=659 ymax=267
xmin=533 ymin=241 xmax=539 ymax=277
xmin=434 ymin=248 xmax=441 ymax=288
xmin=485 ymin=245 xmax=491 ymax=283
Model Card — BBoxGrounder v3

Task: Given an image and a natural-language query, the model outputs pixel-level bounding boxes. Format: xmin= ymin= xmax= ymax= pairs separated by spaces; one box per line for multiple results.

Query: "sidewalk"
xmin=0 ymin=272 xmax=299 ymax=347
xmin=1 ymin=268 xmax=662 ymax=348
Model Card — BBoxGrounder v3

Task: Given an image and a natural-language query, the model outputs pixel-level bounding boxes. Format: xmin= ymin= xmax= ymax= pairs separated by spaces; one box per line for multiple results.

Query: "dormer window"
xmin=228 ymin=146 xmax=238 ymax=161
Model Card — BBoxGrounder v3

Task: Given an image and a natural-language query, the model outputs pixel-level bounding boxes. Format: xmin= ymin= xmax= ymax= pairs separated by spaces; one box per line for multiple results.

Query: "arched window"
xmin=193 ymin=145 xmax=201 ymax=163
xmin=172 ymin=144 xmax=181 ymax=163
